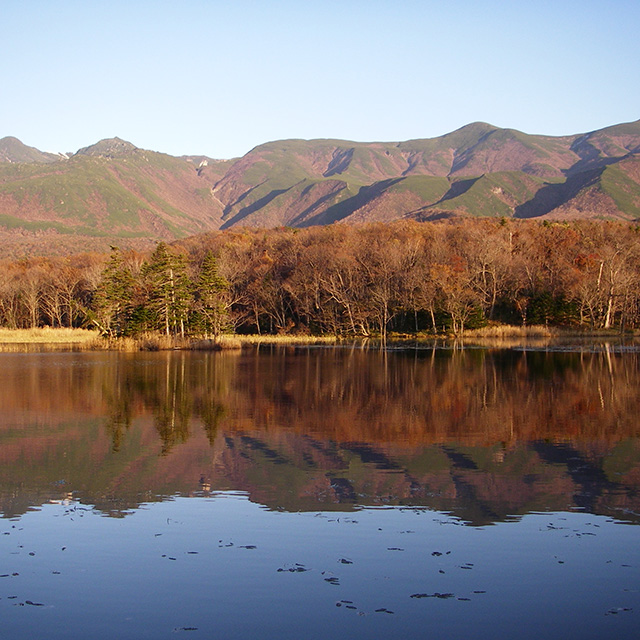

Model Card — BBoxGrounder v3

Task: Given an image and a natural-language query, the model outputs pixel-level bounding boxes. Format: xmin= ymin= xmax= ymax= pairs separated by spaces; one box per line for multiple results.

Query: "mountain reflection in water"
xmin=0 ymin=346 xmax=639 ymax=524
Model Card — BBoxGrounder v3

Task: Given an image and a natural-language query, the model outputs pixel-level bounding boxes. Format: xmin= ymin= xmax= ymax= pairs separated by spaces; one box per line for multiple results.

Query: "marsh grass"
xmin=94 ymin=333 xmax=340 ymax=351
xmin=1 ymin=325 xmax=634 ymax=353
xmin=0 ymin=328 xmax=343 ymax=352
xmin=0 ymin=327 xmax=100 ymax=344
xmin=463 ymin=325 xmax=558 ymax=338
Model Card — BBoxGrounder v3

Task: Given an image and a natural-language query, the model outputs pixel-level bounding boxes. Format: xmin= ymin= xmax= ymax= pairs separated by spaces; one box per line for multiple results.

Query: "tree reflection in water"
xmin=0 ymin=346 xmax=639 ymax=523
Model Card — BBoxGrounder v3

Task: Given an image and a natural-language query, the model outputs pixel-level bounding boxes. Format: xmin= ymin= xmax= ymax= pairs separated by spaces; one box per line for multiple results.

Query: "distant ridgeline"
xmin=0 ymin=119 xmax=639 ymax=256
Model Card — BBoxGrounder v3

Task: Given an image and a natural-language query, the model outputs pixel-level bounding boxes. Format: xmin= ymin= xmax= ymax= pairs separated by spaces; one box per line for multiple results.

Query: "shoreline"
xmin=0 ymin=326 xmax=638 ymax=353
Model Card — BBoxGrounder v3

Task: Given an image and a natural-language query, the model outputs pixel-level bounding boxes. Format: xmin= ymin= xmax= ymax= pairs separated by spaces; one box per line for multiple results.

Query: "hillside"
xmin=0 ymin=138 xmax=226 ymax=256
xmin=0 ymin=120 xmax=639 ymax=256
xmin=212 ymin=120 xmax=640 ymax=227
xmin=0 ymin=136 xmax=61 ymax=164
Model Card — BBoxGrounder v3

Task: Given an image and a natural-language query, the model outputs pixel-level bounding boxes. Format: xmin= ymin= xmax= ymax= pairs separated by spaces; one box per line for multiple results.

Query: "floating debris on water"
xmin=277 ymin=563 xmax=309 ymax=573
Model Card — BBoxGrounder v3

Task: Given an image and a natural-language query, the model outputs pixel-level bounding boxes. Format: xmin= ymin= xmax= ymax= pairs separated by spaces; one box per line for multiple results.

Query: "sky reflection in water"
xmin=1 ymin=347 xmax=639 ymax=638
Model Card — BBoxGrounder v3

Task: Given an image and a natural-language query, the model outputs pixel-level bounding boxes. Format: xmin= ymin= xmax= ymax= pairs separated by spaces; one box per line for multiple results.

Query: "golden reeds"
xmin=0 ymin=327 xmax=100 ymax=344
xmin=0 ymin=328 xmax=341 ymax=352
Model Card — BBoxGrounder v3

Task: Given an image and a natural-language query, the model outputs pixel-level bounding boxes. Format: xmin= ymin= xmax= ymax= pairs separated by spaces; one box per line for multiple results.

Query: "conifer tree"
xmin=141 ymin=243 xmax=191 ymax=337
xmin=194 ymin=251 xmax=230 ymax=338
xmin=93 ymin=247 xmax=135 ymax=337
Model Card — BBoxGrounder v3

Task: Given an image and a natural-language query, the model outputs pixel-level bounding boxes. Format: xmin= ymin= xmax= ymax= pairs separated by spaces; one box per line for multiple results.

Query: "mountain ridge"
xmin=0 ymin=120 xmax=639 ymax=256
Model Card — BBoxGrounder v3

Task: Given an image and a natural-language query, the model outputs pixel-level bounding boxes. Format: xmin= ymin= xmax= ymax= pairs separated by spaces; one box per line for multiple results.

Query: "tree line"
xmin=1 ymin=218 xmax=640 ymax=337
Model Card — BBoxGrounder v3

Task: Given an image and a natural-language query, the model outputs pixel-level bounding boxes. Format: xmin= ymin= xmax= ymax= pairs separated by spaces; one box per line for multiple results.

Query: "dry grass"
xmin=92 ymin=333 xmax=339 ymax=352
xmin=0 ymin=325 xmax=634 ymax=353
xmin=0 ymin=327 xmax=100 ymax=344
xmin=463 ymin=324 xmax=558 ymax=338
xmin=194 ymin=336 xmax=242 ymax=350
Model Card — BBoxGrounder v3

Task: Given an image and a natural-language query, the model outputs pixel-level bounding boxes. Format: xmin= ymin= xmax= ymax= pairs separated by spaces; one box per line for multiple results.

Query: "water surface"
xmin=1 ymin=347 xmax=639 ymax=638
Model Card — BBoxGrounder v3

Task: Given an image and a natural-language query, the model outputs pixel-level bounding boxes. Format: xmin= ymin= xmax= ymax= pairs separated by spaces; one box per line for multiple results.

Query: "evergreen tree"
xmin=194 ymin=251 xmax=230 ymax=338
xmin=141 ymin=243 xmax=192 ymax=337
xmin=93 ymin=247 xmax=135 ymax=337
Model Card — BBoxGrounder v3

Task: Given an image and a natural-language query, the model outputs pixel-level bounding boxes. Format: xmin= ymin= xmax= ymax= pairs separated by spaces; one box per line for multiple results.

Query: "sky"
xmin=2 ymin=0 xmax=639 ymax=159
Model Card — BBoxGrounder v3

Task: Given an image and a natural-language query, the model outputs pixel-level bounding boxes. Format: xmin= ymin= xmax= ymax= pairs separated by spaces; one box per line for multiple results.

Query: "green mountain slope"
xmin=0 ymin=121 xmax=639 ymax=256
xmin=209 ymin=120 xmax=640 ymax=228
xmin=0 ymin=139 xmax=224 ymax=249
xmin=538 ymin=155 xmax=640 ymax=220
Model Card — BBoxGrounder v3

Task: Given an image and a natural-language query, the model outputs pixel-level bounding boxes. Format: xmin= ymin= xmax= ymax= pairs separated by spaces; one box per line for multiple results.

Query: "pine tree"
xmin=93 ymin=247 xmax=135 ymax=337
xmin=194 ymin=251 xmax=230 ymax=338
xmin=141 ymin=243 xmax=192 ymax=337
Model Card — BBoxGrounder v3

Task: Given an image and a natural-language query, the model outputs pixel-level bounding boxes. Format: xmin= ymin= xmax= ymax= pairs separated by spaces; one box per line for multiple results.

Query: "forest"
xmin=1 ymin=218 xmax=640 ymax=338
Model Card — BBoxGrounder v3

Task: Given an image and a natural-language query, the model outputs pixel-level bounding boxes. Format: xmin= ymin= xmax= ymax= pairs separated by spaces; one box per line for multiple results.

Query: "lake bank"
xmin=0 ymin=326 xmax=637 ymax=352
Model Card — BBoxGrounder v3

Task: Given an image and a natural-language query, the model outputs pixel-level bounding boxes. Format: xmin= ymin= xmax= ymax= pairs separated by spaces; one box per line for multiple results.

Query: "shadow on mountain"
xmin=289 ymin=182 xmax=349 ymax=226
xmin=220 ymin=180 xmax=268 ymax=217
xmin=431 ymin=177 xmax=480 ymax=205
xmin=303 ymin=178 xmax=404 ymax=225
xmin=404 ymin=208 xmax=463 ymax=222
xmin=400 ymin=178 xmax=480 ymax=221
xmin=514 ymin=169 xmax=602 ymax=218
xmin=449 ymin=129 xmax=498 ymax=175
xmin=221 ymin=188 xmax=289 ymax=229
xmin=568 ymin=134 xmax=639 ymax=176
xmin=323 ymin=148 xmax=354 ymax=177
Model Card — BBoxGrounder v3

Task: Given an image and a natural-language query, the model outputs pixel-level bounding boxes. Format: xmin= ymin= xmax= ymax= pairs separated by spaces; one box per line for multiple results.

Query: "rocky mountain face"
xmin=0 ymin=120 xmax=639 ymax=255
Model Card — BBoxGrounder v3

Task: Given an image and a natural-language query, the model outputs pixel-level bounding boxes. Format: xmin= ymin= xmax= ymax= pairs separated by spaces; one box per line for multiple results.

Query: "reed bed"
xmin=463 ymin=324 xmax=558 ymax=338
xmin=1 ymin=325 xmax=634 ymax=353
xmin=0 ymin=329 xmax=342 ymax=352
xmin=0 ymin=327 xmax=100 ymax=344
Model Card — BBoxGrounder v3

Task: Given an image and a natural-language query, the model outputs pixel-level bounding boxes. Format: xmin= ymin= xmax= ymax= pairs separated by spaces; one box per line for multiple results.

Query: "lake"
xmin=1 ymin=345 xmax=639 ymax=638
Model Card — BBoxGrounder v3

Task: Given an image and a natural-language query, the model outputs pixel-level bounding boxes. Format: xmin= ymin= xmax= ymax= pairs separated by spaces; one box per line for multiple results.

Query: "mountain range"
xmin=1 ymin=119 xmax=639 ymax=255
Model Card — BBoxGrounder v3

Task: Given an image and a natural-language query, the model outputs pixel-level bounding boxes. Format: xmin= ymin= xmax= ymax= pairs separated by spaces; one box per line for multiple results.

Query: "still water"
xmin=1 ymin=346 xmax=639 ymax=638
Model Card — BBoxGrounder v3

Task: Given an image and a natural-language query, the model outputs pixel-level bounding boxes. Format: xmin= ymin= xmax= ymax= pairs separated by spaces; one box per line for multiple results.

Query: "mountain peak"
xmin=0 ymin=136 xmax=59 ymax=164
xmin=75 ymin=137 xmax=138 ymax=158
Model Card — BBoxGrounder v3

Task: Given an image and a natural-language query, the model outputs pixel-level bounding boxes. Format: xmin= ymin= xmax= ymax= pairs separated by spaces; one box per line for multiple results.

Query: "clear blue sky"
xmin=2 ymin=0 xmax=639 ymax=159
